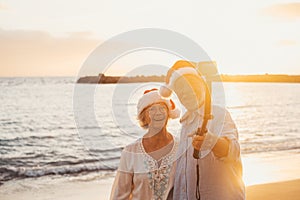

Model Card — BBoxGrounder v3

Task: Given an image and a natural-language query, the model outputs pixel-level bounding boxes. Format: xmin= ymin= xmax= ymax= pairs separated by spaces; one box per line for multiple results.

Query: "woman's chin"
xmin=151 ymin=120 xmax=166 ymax=129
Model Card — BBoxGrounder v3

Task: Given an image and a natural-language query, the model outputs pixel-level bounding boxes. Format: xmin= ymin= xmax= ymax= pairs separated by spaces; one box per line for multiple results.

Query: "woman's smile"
xmin=153 ymin=116 xmax=166 ymax=121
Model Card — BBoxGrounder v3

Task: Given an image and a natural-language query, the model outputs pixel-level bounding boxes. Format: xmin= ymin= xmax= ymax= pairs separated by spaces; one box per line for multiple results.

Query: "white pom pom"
xmin=159 ymin=85 xmax=172 ymax=97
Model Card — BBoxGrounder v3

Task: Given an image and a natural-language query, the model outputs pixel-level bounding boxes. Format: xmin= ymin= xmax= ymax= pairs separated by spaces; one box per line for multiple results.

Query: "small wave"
xmin=0 ymin=121 xmax=21 ymax=126
xmin=0 ymin=135 xmax=56 ymax=143
xmin=46 ymin=158 xmax=101 ymax=166
xmin=27 ymin=135 xmax=57 ymax=140
xmin=0 ymin=154 xmax=46 ymax=162
xmin=77 ymin=126 xmax=102 ymax=130
xmin=242 ymin=145 xmax=300 ymax=154
xmin=0 ymin=162 xmax=117 ymax=183
xmin=89 ymin=147 xmax=123 ymax=154
xmin=227 ymin=105 xmax=262 ymax=109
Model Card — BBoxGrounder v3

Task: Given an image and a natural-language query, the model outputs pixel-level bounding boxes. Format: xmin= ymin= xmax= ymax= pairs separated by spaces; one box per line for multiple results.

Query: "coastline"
xmin=77 ymin=74 xmax=300 ymax=84
xmin=242 ymin=150 xmax=300 ymax=186
xmin=1 ymin=150 xmax=300 ymax=200
xmin=0 ymin=177 xmax=114 ymax=200
xmin=1 ymin=178 xmax=300 ymax=200
xmin=246 ymin=179 xmax=300 ymax=200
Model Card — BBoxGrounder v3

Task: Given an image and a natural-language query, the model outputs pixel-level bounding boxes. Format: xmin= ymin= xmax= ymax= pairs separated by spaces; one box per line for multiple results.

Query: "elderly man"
xmin=160 ymin=60 xmax=245 ymax=200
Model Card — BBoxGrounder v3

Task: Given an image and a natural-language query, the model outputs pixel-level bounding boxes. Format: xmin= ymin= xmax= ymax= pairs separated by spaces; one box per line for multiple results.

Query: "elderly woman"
xmin=110 ymin=88 xmax=180 ymax=200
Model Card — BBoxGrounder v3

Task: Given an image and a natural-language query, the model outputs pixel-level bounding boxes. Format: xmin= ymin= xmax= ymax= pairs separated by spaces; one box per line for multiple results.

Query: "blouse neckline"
xmin=139 ymin=135 xmax=177 ymax=167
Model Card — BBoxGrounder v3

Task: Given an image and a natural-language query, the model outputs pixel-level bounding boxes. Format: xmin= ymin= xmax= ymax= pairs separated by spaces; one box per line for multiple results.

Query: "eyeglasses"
xmin=148 ymin=104 xmax=168 ymax=113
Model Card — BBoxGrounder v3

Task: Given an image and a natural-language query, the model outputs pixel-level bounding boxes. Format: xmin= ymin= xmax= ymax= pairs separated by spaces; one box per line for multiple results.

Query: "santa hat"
xmin=137 ymin=88 xmax=180 ymax=119
xmin=159 ymin=60 xmax=203 ymax=97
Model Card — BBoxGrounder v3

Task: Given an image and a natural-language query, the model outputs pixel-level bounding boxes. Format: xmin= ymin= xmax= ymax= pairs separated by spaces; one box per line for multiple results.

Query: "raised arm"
xmin=192 ymin=108 xmax=241 ymax=161
xmin=213 ymin=109 xmax=240 ymax=161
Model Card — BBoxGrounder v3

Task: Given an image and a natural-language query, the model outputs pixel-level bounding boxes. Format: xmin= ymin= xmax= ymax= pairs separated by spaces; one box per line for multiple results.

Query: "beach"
xmin=246 ymin=179 xmax=300 ymax=200
xmin=2 ymin=179 xmax=300 ymax=200
xmin=1 ymin=178 xmax=300 ymax=200
xmin=2 ymin=180 xmax=300 ymax=200
xmin=1 ymin=151 xmax=300 ymax=200
xmin=2 ymin=0 xmax=300 ymax=198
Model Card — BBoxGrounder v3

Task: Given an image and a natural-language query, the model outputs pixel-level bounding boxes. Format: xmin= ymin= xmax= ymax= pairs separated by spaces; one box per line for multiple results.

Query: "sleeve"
xmin=110 ymin=171 xmax=133 ymax=200
xmin=217 ymin=109 xmax=241 ymax=162
xmin=110 ymin=150 xmax=134 ymax=200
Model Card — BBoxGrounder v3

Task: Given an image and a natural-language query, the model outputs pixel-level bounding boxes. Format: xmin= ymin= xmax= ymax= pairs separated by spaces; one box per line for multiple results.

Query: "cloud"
xmin=67 ymin=31 xmax=94 ymax=38
xmin=261 ymin=3 xmax=300 ymax=20
xmin=0 ymin=3 xmax=8 ymax=10
xmin=276 ymin=39 xmax=298 ymax=46
xmin=0 ymin=29 xmax=101 ymax=76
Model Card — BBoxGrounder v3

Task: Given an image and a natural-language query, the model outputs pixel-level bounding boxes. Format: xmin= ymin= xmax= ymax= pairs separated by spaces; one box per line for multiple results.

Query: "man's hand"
xmin=189 ymin=134 xmax=206 ymax=151
xmin=189 ymin=132 xmax=229 ymax=158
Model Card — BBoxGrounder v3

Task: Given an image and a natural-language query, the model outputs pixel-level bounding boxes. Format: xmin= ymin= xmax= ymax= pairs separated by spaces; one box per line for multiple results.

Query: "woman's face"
xmin=173 ymin=75 xmax=205 ymax=111
xmin=146 ymin=103 xmax=169 ymax=130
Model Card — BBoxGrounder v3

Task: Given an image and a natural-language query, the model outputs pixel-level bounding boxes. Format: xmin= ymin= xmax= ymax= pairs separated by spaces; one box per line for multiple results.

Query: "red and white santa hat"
xmin=137 ymin=88 xmax=180 ymax=119
xmin=159 ymin=60 xmax=205 ymax=97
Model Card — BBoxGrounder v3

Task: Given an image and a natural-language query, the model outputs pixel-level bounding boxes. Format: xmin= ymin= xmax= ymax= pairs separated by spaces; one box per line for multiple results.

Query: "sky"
xmin=0 ymin=0 xmax=299 ymax=76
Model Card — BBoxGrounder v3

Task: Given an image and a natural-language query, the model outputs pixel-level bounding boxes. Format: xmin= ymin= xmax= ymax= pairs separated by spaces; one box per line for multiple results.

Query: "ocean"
xmin=1 ymin=77 xmax=300 ymax=185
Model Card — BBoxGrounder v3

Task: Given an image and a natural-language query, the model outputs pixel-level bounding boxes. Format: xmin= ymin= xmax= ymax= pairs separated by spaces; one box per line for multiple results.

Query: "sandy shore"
xmin=1 ymin=151 xmax=300 ymax=200
xmin=246 ymin=179 xmax=300 ymax=200
xmin=1 ymin=178 xmax=300 ymax=200
xmin=0 ymin=177 xmax=114 ymax=200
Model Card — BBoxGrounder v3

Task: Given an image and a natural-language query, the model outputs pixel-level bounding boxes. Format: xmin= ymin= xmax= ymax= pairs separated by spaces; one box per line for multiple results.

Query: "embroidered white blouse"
xmin=110 ymin=137 xmax=179 ymax=200
xmin=173 ymin=105 xmax=245 ymax=200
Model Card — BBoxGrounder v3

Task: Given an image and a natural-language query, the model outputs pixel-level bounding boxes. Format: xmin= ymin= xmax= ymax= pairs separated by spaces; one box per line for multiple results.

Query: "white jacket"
xmin=173 ymin=105 xmax=245 ymax=200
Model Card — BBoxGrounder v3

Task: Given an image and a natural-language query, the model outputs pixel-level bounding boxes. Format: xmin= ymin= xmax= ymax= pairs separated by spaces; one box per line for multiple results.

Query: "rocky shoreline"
xmin=77 ymin=73 xmax=300 ymax=84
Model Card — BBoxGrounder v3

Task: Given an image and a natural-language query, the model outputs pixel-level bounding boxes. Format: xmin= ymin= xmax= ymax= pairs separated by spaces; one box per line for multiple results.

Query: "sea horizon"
xmin=1 ymin=73 xmax=300 ymax=78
